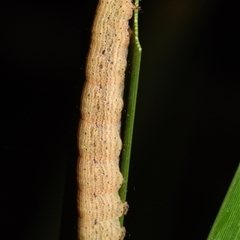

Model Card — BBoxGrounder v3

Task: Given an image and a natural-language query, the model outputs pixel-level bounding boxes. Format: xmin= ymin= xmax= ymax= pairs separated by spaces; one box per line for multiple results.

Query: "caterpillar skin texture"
xmin=77 ymin=0 xmax=134 ymax=239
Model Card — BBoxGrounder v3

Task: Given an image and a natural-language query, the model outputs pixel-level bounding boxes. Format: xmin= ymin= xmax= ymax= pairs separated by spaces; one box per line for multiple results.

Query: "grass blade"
xmin=207 ymin=163 xmax=240 ymax=240
xmin=119 ymin=0 xmax=142 ymax=226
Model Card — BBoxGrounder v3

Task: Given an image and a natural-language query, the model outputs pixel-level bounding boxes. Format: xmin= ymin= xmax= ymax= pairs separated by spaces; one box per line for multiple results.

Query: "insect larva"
xmin=77 ymin=0 xmax=134 ymax=239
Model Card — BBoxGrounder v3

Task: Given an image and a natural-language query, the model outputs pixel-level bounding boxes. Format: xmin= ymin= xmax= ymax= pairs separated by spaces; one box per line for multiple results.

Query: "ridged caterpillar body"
xmin=77 ymin=0 xmax=134 ymax=239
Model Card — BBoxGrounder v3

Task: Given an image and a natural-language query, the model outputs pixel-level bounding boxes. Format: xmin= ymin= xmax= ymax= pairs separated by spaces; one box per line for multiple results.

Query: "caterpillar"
xmin=77 ymin=0 xmax=134 ymax=239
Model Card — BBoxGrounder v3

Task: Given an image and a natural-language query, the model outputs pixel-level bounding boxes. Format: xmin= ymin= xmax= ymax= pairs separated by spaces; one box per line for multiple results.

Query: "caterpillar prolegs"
xmin=77 ymin=0 xmax=134 ymax=239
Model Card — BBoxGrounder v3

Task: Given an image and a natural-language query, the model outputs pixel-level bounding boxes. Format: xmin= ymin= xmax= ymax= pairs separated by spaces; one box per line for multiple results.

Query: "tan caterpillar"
xmin=77 ymin=0 xmax=134 ymax=239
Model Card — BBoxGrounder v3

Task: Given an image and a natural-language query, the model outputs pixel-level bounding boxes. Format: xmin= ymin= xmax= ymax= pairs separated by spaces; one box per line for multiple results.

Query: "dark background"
xmin=1 ymin=1 xmax=239 ymax=239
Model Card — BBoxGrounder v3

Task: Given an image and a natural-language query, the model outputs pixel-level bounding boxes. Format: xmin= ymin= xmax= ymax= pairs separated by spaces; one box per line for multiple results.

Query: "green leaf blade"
xmin=119 ymin=0 xmax=142 ymax=226
xmin=207 ymin=164 xmax=240 ymax=240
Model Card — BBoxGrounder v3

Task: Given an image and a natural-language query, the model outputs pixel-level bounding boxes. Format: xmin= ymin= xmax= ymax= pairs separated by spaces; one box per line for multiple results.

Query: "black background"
xmin=1 ymin=1 xmax=239 ymax=239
